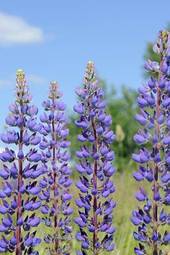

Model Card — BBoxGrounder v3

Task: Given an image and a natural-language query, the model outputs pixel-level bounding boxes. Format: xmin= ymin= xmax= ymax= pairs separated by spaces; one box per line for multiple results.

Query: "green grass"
xmin=114 ymin=171 xmax=138 ymax=254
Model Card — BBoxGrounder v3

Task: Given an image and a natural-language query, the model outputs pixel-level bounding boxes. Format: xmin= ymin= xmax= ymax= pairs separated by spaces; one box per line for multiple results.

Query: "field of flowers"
xmin=0 ymin=31 xmax=169 ymax=255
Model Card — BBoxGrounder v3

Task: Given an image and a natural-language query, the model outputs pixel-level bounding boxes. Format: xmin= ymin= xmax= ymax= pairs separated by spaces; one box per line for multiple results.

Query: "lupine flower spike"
xmin=74 ymin=61 xmax=116 ymax=255
xmin=0 ymin=70 xmax=45 ymax=255
xmin=132 ymin=31 xmax=170 ymax=255
xmin=39 ymin=81 xmax=72 ymax=255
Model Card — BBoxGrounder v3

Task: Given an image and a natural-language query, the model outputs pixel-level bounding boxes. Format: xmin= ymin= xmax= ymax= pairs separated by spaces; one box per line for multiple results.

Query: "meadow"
xmin=24 ymin=166 xmax=140 ymax=255
xmin=26 ymin=166 xmax=169 ymax=255
xmin=0 ymin=31 xmax=170 ymax=255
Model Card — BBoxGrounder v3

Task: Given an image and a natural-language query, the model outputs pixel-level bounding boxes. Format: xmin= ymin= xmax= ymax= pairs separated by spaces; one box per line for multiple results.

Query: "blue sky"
xmin=0 ymin=0 xmax=170 ymax=125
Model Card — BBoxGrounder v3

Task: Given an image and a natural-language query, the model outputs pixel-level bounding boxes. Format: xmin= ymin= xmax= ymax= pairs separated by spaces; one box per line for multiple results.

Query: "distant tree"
xmin=107 ymin=86 xmax=138 ymax=170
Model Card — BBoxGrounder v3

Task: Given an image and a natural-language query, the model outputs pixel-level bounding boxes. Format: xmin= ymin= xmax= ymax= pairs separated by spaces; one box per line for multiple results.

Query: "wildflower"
xmin=39 ymin=81 xmax=72 ymax=254
xmin=74 ymin=62 xmax=116 ymax=254
xmin=132 ymin=31 xmax=170 ymax=255
xmin=0 ymin=70 xmax=44 ymax=254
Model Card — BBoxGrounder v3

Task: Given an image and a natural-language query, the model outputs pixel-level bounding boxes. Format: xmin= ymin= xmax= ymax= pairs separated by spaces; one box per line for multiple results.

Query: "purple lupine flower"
xmin=74 ymin=61 xmax=116 ymax=254
xmin=0 ymin=70 xmax=45 ymax=255
xmin=39 ymin=81 xmax=72 ymax=254
xmin=132 ymin=31 xmax=170 ymax=255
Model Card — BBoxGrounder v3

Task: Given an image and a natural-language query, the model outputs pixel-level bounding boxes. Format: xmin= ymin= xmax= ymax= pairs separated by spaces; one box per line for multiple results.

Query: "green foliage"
xmin=107 ymin=86 xmax=138 ymax=170
xmin=144 ymin=42 xmax=160 ymax=63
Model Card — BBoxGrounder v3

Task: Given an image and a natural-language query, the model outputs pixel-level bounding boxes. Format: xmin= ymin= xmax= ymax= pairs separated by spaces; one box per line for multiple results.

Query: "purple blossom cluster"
xmin=132 ymin=31 xmax=170 ymax=255
xmin=74 ymin=62 xmax=116 ymax=255
xmin=0 ymin=70 xmax=46 ymax=255
xmin=39 ymin=81 xmax=72 ymax=255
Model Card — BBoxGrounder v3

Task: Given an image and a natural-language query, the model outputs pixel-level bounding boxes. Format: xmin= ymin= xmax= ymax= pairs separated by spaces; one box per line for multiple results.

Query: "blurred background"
xmin=0 ymin=1 xmax=170 ymax=254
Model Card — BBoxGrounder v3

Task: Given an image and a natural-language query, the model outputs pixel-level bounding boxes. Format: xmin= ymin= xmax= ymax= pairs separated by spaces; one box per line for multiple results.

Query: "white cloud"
xmin=0 ymin=79 xmax=12 ymax=87
xmin=0 ymin=12 xmax=44 ymax=45
xmin=28 ymin=74 xmax=46 ymax=85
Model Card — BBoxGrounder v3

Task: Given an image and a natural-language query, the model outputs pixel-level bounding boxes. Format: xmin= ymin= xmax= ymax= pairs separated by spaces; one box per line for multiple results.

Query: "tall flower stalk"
xmin=132 ymin=31 xmax=170 ymax=255
xmin=39 ymin=81 xmax=72 ymax=255
xmin=74 ymin=62 xmax=116 ymax=255
xmin=0 ymin=70 xmax=45 ymax=254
